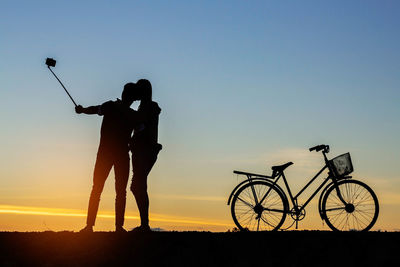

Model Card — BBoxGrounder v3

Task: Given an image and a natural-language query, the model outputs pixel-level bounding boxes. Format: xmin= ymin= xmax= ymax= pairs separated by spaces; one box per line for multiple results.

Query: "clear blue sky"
xmin=1 ymin=1 xmax=399 ymax=231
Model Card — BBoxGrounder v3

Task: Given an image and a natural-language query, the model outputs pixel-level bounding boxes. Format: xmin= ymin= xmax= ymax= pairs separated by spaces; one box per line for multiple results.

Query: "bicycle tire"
xmin=321 ymin=179 xmax=379 ymax=231
xmin=231 ymin=180 xmax=288 ymax=231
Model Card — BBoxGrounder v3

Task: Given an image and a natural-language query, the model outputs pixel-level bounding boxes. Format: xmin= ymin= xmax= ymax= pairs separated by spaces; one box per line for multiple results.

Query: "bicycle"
xmin=227 ymin=145 xmax=379 ymax=231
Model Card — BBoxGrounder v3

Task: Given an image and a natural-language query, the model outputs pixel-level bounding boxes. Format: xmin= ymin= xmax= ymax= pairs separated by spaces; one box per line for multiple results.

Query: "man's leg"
xmin=114 ymin=152 xmax=130 ymax=231
xmin=130 ymin=152 xmax=157 ymax=228
xmin=85 ymin=149 xmax=113 ymax=229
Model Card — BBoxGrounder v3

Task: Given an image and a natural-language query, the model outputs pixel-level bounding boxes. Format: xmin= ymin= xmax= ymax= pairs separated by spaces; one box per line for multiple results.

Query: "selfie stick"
xmin=45 ymin=58 xmax=78 ymax=107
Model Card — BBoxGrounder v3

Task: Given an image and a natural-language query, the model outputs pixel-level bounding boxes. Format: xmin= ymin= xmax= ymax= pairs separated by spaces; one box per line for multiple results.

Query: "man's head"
xmin=121 ymin=82 xmax=139 ymax=106
xmin=136 ymin=79 xmax=152 ymax=101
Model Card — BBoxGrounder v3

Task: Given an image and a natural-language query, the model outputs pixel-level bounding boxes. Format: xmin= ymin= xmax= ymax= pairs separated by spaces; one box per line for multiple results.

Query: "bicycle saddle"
xmin=271 ymin=162 xmax=293 ymax=172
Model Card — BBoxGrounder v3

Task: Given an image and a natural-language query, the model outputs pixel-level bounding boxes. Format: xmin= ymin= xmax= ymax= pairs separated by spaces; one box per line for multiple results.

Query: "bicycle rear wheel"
xmin=321 ymin=179 xmax=379 ymax=231
xmin=231 ymin=181 xmax=288 ymax=231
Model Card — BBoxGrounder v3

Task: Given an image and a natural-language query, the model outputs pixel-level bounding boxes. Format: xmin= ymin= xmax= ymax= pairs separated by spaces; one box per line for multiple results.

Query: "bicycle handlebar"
xmin=309 ymin=144 xmax=329 ymax=152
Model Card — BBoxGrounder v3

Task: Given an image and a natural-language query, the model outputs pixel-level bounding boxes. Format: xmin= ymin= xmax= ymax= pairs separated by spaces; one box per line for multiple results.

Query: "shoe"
xmin=115 ymin=226 xmax=127 ymax=233
xmin=79 ymin=225 xmax=93 ymax=233
xmin=130 ymin=225 xmax=152 ymax=233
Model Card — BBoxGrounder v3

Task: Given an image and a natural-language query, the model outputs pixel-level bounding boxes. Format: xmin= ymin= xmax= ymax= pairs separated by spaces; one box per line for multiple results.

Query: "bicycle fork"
xmin=333 ymin=181 xmax=356 ymax=214
xmin=332 ymin=179 xmax=348 ymax=205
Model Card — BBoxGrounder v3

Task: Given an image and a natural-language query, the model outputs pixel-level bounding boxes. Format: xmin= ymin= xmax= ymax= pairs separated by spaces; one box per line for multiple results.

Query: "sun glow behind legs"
xmin=0 ymin=205 xmax=233 ymax=231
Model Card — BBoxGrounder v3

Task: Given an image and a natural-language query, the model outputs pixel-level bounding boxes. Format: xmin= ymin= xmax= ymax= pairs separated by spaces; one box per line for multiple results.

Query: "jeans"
xmin=130 ymin=147 xmax=158 ymax=226
xmin=86 ymin=146 xmax=129 ymax=227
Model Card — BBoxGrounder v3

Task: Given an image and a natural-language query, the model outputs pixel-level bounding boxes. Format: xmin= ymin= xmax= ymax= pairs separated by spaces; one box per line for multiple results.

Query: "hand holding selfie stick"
xmin=45 ymin=58 xmax=78 ymax=107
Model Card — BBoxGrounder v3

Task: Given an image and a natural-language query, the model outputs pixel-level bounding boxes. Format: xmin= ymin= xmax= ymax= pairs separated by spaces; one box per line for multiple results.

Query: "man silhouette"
xmin=130 ymin=79 xmax=162 ymax=232
xmin=75 ymin=83 xmax=138 ymax=233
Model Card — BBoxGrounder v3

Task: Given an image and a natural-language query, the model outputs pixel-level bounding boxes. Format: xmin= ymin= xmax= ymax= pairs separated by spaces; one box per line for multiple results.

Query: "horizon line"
xmin=0 ymin=204 xmax=233 ymax=227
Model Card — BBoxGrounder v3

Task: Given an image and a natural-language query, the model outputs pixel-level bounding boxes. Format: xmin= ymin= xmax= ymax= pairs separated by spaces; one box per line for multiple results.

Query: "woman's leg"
xmin=130 ymin=151 xmax=157 ymax=227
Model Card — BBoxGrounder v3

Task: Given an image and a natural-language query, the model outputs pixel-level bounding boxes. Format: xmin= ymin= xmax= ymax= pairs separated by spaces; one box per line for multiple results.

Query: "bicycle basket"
xmin=329 ymin=153 xmax=353 ymax=177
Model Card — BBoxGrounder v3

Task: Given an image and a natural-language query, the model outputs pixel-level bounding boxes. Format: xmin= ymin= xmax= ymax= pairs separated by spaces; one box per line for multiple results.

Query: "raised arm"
xmin=75 ymin=105 xmax=101 ymax=115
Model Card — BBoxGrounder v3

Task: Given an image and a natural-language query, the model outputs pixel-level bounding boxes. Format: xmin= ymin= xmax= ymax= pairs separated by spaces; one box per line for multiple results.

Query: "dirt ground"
xmin=0 ymin=231 xmax=398 ymax=266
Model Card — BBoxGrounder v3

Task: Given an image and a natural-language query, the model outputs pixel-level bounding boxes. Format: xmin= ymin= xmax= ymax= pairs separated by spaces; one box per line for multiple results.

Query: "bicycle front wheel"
xmin=321 ymin=179 xmax=379 ymax=231
xmin=231 ymin=181 xmax=288 ymax=231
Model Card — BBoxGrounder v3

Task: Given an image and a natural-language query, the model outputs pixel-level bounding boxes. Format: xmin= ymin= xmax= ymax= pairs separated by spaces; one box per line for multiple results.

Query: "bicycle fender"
xmin=318 ymin=176 xmax=353 ymax=218
xmin=227 ymin=179 xmax=286 ymax=206
xmin=318 ymin=181 xmax=335 ymax=219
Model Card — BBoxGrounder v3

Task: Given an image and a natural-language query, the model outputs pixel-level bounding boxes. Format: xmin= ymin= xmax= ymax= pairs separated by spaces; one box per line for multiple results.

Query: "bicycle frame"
xmin=271 ymin=165 xmax=330 ymax=213
xmin=259 ymin=151 xmax=348 ymax=215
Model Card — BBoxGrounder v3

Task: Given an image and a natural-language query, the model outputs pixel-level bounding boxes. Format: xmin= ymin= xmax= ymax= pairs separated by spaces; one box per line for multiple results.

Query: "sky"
xmin=1 ymin=0 xmax=399 ymax=232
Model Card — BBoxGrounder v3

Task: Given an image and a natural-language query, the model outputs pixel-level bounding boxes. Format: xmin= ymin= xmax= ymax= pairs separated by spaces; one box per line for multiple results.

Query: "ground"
xmin=0 ymin=231 xmax=398 ymax=266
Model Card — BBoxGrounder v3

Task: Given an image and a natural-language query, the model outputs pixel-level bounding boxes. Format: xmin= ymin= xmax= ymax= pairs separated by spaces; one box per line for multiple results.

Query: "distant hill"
xmin=0 ymin=231 xmax=398 ymax=266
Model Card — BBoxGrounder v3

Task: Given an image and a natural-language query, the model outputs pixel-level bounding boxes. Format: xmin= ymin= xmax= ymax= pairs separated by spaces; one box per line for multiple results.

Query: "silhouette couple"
xmin=75 ymin=79 xmax=161 ymax=233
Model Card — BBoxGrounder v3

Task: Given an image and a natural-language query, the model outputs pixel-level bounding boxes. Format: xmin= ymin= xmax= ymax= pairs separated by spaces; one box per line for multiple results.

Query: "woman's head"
xmin=137 ymin=79 xmax=152 ymax=101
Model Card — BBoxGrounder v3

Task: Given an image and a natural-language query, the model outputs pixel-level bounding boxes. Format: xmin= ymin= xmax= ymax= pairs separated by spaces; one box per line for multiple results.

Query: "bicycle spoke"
xmin=260 ymin=213 xmax=277 ymax=229
xmin=353 ymin=209 xmax=373 ymax=223
xmin=325 ymin=207 xmax=345 ymax=212
xmin=352 ymin=212 xmax=368 ymax=227
xmin=351 ymin=213 xmax=362 ymax=229
xmin=330 ymin=209 xmax=346 ymax=227
xmin=237 ymin=196 xmax=254 ymax=209
xmin=265 ymin=212 xmax=280 ymax=225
